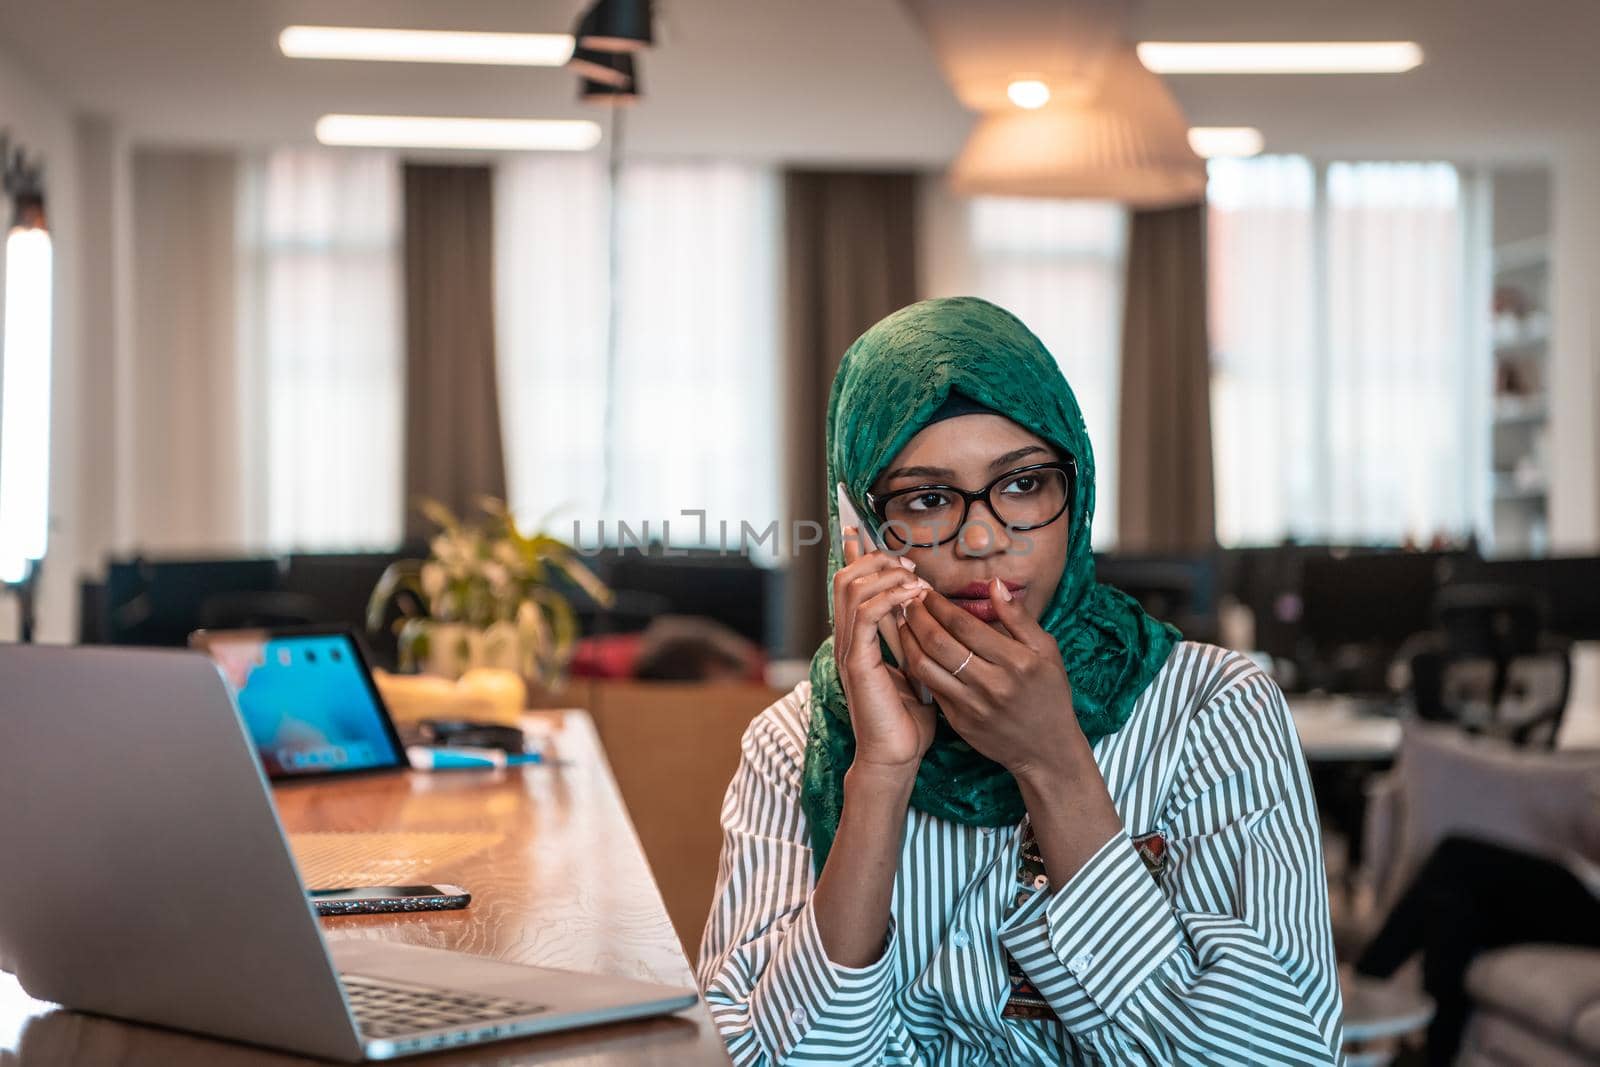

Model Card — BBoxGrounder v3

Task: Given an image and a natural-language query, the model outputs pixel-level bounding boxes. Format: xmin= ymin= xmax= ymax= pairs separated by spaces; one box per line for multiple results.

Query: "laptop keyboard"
xmin=342 ymin=973 xmax=547 ymax=1039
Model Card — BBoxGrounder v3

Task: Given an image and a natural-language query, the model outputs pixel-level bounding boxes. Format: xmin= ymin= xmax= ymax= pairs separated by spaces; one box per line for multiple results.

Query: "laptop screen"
xmin=200 ymin=631 xmax=405 ymax=779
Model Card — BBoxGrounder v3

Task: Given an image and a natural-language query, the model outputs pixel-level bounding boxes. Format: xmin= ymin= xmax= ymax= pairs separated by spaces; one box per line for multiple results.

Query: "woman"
xmin=697 ymin=297 xmax=1343 ymax=1065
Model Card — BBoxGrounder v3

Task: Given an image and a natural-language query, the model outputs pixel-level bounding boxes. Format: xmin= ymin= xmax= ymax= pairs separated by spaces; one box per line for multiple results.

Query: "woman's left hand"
xmin=900 ymin=578 xmax=1125 ymax=884
xmin=896 ymin=578 xmax=1089 ymax=784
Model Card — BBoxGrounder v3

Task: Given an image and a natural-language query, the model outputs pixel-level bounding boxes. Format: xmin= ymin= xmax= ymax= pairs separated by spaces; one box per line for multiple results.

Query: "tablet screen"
xmin=200 ymin=631 xmax=404 ymax=779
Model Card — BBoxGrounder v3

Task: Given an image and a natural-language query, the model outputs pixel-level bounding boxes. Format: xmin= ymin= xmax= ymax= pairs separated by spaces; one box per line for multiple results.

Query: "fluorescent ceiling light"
xmin=1006 ymin=79 xmax=1051 ymax=110
xmin=315 ymin=115 xmax=603 ymax=151
xmin=280 ymin=26 xmax=573 ymax=66
xmin=1188 ymin=127 xmax=1264 ymax=158
xmin=1137 ymin=41 xmax=1423 ymax=74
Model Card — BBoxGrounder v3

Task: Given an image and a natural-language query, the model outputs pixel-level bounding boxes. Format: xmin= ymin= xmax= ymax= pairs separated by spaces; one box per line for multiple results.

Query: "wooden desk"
xmin=0 ymin=711 xmax=730 ymax=1066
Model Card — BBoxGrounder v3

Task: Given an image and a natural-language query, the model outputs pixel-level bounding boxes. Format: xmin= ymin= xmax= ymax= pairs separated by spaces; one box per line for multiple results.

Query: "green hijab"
xmin=800 ymin=296 xmax=1181 ymax=872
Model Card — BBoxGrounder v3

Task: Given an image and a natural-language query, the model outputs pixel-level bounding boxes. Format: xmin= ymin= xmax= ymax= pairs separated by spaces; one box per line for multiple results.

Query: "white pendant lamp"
xmin=949 ymin=44 xmax=1206 ymax=207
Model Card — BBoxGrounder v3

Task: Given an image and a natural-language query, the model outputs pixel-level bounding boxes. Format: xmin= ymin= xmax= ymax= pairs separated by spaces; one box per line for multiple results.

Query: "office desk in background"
xmin=0 ymin=710 xmax=730 ymax=1066
xmin=1288 ymin=695 xmax=1405 ymax=763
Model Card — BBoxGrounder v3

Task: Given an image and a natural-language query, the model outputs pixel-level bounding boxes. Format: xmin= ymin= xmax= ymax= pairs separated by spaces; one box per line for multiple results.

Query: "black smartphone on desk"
xmin=310 ymin=884 xmax=470 ymax=916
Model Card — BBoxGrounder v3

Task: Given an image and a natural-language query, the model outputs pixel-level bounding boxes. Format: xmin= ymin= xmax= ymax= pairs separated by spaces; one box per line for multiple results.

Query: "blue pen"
xmin=406 ymin=745 xmax=544 ymax=771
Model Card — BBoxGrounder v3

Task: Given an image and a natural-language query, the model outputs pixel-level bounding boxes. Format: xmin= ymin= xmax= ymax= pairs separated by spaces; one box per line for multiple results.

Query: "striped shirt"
xmin=696 ymin=641 xmax=1345 ymax=1065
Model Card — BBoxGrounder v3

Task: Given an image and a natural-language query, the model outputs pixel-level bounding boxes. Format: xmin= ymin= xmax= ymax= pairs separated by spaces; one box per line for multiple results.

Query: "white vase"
xmin=423 ymin=622 xmax=483 ymax=681
xmin=478 ymin=621 xmax=524 ymax=674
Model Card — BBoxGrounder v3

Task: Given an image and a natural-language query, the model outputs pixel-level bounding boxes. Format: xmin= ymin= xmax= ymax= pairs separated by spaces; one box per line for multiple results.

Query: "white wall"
xmin=125 ymin=148 xmax=247 ymax=551
xmin=73 ymin=115 xmax=130 ymax=589
xmin=1 ymin=45 xmax=254 ymax=644
xmin=1548 ymin=146 xmax=1600 ymax=552
xmin=1492 ymin=169 xmax=1550 ymax=249
xmin=0 ymin=43 xmax=80 ymax=642
xmin=915 ymin=173 xmax=976 ymax=302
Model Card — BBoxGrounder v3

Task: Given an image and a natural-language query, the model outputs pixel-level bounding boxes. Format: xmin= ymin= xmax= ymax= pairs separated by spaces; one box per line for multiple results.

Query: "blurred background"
xmin=3 ymin=3 xmax=1600 ymax=1062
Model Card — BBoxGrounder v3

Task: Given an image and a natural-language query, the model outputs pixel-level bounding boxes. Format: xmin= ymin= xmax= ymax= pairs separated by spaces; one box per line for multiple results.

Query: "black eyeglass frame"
xmin=863 ymin=458 xmax=1079 ymax=549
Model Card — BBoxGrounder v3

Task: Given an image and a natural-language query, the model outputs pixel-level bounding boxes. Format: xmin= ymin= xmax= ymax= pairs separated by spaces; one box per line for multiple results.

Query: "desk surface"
xmin=0 ymin=710 xmax=730 ymax=1066
xmin=1288 ymin=695 xmax=1405 ymax=762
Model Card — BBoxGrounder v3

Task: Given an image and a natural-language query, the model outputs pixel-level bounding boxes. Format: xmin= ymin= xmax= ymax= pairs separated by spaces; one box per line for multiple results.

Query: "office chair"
xmin=1409 ymin=583 xmax=1572 ymax=748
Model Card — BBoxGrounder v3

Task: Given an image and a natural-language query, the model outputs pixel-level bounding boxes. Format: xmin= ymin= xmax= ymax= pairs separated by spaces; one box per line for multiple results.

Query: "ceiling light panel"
xmin=1137 ymin=41 xmax=1423 ymax=74
xmin=281 ymin=26 xmax=574 ymax=66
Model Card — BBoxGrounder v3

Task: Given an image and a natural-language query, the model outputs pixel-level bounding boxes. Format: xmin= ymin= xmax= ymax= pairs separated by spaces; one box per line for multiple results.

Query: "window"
xmin=962 ymin=197 xmax=1127 ymax=550
xmin=237 ymin=149 xmax=404 ymax=549
xmin=492 ymin=154 xmax=611 ymax=535
xmin=495 ymin=158 xmax=781 ymax=553
xmin=1206 ymin=156 xmax=1317 ymax=546
xmin=1208 ymin=156 xmax=1481 ymax=546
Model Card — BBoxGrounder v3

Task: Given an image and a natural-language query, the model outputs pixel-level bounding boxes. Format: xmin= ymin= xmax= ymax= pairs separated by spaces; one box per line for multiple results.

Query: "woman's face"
xmin=867 ymin=414 xmax=1071 ymax=630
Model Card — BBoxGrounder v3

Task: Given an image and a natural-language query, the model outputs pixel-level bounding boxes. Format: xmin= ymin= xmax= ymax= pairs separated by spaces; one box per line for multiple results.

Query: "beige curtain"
xmin=403 ymin=164 xmax=507 ymax=538
xmin=782 ymin=171 xmax=920 ymax=656
xmin=1117 ymin=203 xmax=1216 ymax=553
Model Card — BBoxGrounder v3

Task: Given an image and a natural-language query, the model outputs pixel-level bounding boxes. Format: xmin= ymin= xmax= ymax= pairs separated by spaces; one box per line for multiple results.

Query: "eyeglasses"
xmin=864 ymin=459 xmax=1077 ymax=549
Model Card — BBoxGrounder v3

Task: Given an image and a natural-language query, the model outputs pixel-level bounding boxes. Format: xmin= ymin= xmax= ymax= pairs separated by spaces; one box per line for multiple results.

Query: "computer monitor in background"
xmin=1300 ymin=552 xmax=1457 ymax=648
xmin=1452 ymin=555 xmax=1600 ymax=641
xmin=102 ymin=558 xmax=283 ymax=646
xmin=1094 ymin=553 xmax=1219 ymax=644
xmin=601 ymin=548 xmax=780 ymax=650
xmin=90 ymin=546 xmax=787 ymax=662
xmin=282 ymin=550 xmax=427 ymax=670
xmin=1297 ymin=551 xmax=1462 ymax=692
xmin=1222 ymin=545 xmax=1313 ymax=665
xmin=1215 ymin=544 xmax=1369 ymax=667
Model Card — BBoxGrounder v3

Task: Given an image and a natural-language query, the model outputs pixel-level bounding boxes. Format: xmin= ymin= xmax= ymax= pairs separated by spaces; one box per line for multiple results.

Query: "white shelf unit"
xmin=1490 ymin=231 xmax=1550 ymax=556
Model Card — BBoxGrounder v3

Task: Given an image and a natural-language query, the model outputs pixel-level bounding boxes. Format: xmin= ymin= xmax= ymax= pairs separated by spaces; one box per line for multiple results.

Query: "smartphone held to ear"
xmin=837 ymin=483 xmax=935 ymax=705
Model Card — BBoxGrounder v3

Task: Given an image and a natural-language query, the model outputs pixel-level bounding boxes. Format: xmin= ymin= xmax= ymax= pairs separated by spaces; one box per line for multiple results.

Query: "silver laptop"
xmin=0 ymin=644 xmax=699 ymax=1061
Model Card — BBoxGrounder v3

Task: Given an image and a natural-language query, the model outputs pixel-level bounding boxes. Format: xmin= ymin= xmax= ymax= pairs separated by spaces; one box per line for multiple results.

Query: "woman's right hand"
xmin=833 ymin=529 xmax=937 ymax=777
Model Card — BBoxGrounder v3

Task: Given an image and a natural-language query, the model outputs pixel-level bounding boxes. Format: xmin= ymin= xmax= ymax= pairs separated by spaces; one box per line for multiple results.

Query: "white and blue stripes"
xmin=696 ymin=642 xmax=1345 ymax=1065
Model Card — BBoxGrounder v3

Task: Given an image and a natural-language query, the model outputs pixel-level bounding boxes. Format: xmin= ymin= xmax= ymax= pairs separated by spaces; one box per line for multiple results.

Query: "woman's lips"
xmin=946 ymin=580 xmax=1025 ymax=623
xmin=952 ymin=598 xmax=1001 ymax=622
xmin=949 ymin=579 xmax=1026 ymax=599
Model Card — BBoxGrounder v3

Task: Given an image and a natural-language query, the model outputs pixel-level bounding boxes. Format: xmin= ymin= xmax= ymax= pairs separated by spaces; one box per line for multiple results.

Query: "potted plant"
xmin=367 ymin=497 xmax=613 ymax=694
